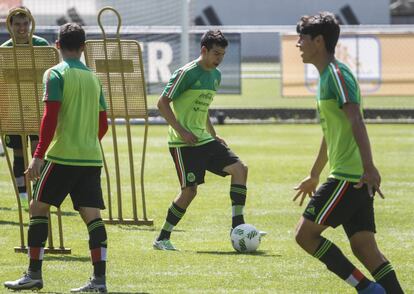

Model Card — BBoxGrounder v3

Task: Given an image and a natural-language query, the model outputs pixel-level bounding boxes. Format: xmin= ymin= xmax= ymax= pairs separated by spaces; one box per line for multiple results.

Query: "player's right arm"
xmin=157 ymin=95 xmax=197 ymax=145
xmin=98 ymin=85 xmax=108 ymax=141
xmin=25 ymin=68 xmax=63 ymax=180
xmin=159 ymin=66 xmax=198 ymax=145
xmin=293 ymin=136 xmax=328 ymax=206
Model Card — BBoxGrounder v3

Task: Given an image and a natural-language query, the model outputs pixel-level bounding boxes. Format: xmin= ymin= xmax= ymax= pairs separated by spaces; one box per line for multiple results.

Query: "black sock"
xmin=28 ymin=216 xmax=49 ymax=273
xmin=314 ymin=238 xmax=370 ymax=290
xmin=157 ymin=202 xmax=186 ymax=241
xmin=87 ymin=218 xmax=107 ymax=278
xmin=230 ymin=184 xmax=246 ymax=228
xmin=372 ymin=261 xmax=404 ymax=293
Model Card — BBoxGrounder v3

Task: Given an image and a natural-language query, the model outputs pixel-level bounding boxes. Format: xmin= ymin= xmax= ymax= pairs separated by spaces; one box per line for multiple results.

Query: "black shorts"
xmin=303 ymin=178 xmax=376 ymax=238
xmin=169 ymin=140 xmax=239 ymax=188
xmin=32 ymin=161 xmax=105 ymax=211
xmin=5 ymin=134 xmax=39 ymax=149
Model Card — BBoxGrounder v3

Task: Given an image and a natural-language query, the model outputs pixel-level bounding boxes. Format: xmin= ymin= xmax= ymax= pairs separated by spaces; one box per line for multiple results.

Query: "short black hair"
xmin=200 ymin=30 xmax=228 ymax=50
xmin=58 ymin=23 xmax=85 ymax=51
xmin=9 ymin=6 xmax=31 ymax=24
xmin=296 ymin=11 xmax=340 ymax=54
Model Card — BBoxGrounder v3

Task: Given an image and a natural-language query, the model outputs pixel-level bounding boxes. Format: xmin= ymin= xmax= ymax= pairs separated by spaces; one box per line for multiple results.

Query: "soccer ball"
xmin=231 ymin=224 xmax=261 ymax=253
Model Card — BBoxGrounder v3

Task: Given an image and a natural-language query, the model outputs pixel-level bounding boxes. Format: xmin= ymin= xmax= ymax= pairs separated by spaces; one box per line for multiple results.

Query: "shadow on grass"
xmin=44 ymin=255 xmax=90 ymax=262
xmin=196 ymin=250 xmax=281 ymax=257
xmin=116 ymin=225 xmax=157 ymax=232
xmin=0 ymin=219 xmax=27 ymax=226
xmin=108 ymin=292 xmax=150 ymax=294
xmin=40 ymin=291 xmax=150 ymax=294
xmin=0 ymin=206 xmax=78 ymax=217
xmin=117 ymin=226 xmax=185 ymax=233
xmin=50 ymin=210 xmax=78 ymax=217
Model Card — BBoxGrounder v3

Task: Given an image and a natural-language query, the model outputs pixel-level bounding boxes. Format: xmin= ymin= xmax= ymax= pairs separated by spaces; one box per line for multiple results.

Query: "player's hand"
xmin=354 ymin=165 xmax=384 ymax=199
xmin=179 ymin=129 xmax=198 ymax=145
xmin=293 ymin=176 xmax=319 ymax=206
xmin=215 ymin=135 xmax=227 ymax=146
xmin=25 ymin=157 xmax=44 ymax=181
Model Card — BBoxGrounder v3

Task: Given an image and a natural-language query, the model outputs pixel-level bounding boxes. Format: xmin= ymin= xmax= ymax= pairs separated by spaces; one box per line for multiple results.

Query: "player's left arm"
xmin=206 ymin=116 xmax=226 ymax=145
xmin=342 ymin=103 xmax=384 ymax=198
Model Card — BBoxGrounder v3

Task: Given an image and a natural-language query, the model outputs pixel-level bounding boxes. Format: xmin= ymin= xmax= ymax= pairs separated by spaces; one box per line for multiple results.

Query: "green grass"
xmin=147 ymin=79 xmax=414 ymax=109
xmin=1 ymin=124 xmax=413 ymax=293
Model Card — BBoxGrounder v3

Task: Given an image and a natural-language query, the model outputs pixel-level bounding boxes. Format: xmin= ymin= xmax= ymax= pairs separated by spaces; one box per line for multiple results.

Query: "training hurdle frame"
xmin=84 ymin=7 xmax=153 ymax=226
xmin=0 ymin=9 xmax=70 ymax=254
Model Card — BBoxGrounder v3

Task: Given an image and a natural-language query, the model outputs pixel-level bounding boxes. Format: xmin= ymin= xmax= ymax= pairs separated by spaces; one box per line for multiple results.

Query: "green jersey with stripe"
xmin=43 ymin=58 xmax=107 ymax=166
xmin=162 ymin=60 xmax=221 ymax=147
xmin=1 ymin=35 xmax=49 ymax=46
xmin=317 ymin=60 xmax=363 ymax=182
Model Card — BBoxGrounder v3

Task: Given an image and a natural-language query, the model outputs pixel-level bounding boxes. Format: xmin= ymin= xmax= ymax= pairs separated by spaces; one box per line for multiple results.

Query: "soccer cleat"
xmin=357 ymin=282 xmax=386 ymax=294
xmin=70 ymin=277 xmax=107 ymax=293
xmin=259 ymin=230 xmax=267 ymax=237
xmin=153 ymin=239 xmax=178 ymax=251
xmin=4 ymin=272 xmax=43 ymax=291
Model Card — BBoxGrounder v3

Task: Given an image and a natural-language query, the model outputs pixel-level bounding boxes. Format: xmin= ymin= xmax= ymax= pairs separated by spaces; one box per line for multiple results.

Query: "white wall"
xmin=192 ymin=0 xmax=390 ymax=60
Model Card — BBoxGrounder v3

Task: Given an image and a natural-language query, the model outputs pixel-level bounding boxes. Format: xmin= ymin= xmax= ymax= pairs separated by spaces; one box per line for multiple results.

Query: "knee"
xmin=231 ymin=161 xmax=248 ymax=178
xmin=294 ymin=222 xmax=322 ymax=250
xmin=29 ymin=200 xmax=49 ymax=217
xmin=183 ymin=186 xmax=197 ymax=198
xmin=239 ymin=162 xmax=248 ymax=176
xmin=295 ymin=224 xmax=309 ymax=248
xmin=242 ymin=163 xmax=248 ymax=177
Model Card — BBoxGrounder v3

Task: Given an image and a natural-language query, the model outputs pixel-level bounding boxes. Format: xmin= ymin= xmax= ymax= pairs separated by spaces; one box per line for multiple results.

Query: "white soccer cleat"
xmin=4 ymin=272 xmax=43 ymax=291
xmin=70 ymin=277 xmax=107 ymax=293
xmin=259 ymin=230 xmax=267 ymax=237
xmin=153 ymin=239 xmax=178 ymax=251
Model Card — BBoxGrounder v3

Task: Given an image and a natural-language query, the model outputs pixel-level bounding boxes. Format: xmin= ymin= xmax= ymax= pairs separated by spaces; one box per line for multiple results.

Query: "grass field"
xmin=147 ymin=79 xmax=414 ymax=109
xmin=0 ymin=124 xmax=413 ymax=293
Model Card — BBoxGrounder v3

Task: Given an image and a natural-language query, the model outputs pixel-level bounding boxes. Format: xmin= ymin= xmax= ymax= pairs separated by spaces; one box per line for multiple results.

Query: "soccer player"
xmin=1 ymin=6 xmax=49 ymax=208
xmin=153 ymin=30 xmax=265 ymax=251
xmin=293 ymin=12 xmax=404 ymax=293
xmin=4 ymin=23 xmax=109 ymax=293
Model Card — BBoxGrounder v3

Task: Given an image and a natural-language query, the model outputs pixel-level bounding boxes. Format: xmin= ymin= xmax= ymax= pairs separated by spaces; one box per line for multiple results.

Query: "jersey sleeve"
xmin=161 ymin=68 xmax=191 ymax=100
xmin=329 ymin=64 xmax=360 ymax=108
xmin=42 ymin=69 xmax=63 ymax=102
xmin=38 ymin=39 xmax=50 ymax=46
xmin=33 ymin=36 xmax=49 ymax=46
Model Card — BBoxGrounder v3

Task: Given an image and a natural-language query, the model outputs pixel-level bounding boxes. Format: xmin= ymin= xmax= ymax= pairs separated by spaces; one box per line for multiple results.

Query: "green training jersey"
xmin=317 ymin=60 xmax=363 ymax=182
xmin=43 ymin=58 xmax=107 ymax=166
xmin=162 ymin=60 xmax=221 ymax=147
xmin=0 ymin=35 xmax=49 ymax=47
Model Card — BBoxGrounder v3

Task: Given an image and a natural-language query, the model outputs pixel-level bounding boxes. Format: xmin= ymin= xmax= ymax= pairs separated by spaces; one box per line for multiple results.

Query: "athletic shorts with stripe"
xmin=169 ymin=140 xmax=239 ymax=188
xmin=33 ymin=161 xmax=105 ymax=211
xmin=303 ymin=178 xmax=376 ymax=238
xmin=5 ymin=134 xmax=39 ymax=149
